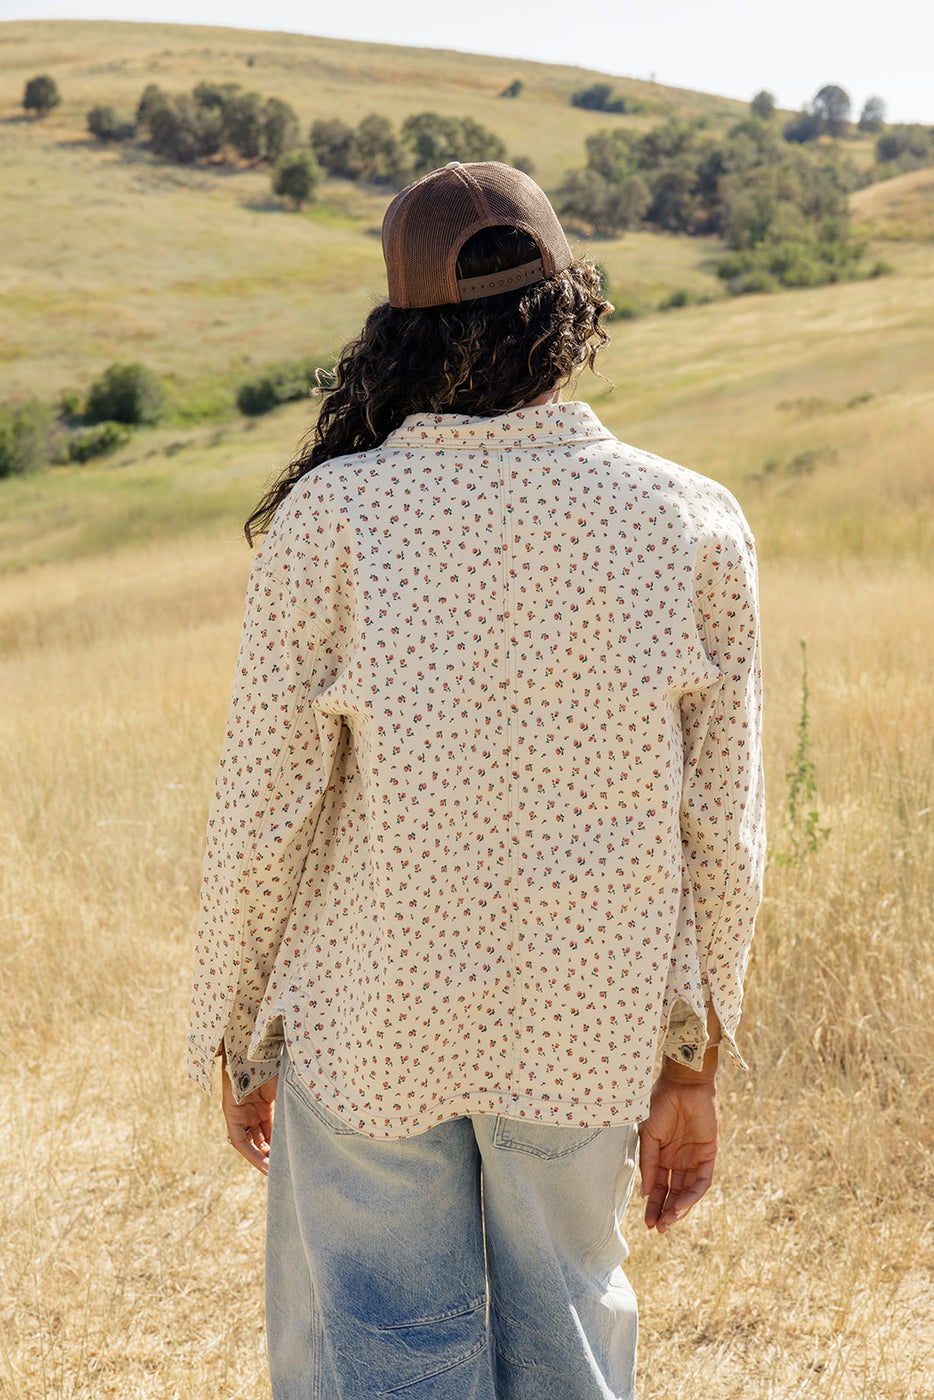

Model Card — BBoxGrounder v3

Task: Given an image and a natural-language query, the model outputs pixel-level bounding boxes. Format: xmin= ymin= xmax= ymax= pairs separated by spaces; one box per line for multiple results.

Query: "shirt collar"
xmin=381 ymin=400 xmax=616 ymax=451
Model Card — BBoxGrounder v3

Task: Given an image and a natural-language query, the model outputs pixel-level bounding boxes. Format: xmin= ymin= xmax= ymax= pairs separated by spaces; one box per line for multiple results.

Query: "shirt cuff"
xmin=224 ymin=1039 xmax=283 ymax=1102
xmin=661 ymin=999 xmax=709 ymax=1067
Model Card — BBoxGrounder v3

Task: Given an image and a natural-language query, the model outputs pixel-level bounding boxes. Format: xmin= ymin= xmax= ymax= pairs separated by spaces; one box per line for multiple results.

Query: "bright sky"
xmin=2 ymin=0 xmax=932 ymax=125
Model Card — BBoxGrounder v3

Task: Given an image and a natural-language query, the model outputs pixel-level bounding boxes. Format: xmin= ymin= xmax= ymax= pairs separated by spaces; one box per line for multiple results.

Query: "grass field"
xmin=1 ymin=20 xmax=933 ymax=1400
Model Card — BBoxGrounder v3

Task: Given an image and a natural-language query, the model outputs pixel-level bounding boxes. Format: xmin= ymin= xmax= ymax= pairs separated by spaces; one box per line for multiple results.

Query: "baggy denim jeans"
xmin=266 ymin=1055 xmax=640 ymax=1399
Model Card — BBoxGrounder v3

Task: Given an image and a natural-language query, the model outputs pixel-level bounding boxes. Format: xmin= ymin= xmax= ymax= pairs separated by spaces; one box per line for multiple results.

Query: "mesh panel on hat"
xmin=382 ymin=163 xmax=573 ymax=310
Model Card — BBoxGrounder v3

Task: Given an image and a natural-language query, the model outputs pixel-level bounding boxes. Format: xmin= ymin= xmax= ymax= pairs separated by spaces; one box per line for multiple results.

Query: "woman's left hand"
xmin=221 ymin=1061 xmax=279 ymax=1176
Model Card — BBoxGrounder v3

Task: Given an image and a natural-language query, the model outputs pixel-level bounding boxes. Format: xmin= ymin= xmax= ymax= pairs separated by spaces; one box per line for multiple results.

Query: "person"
xmin=187 ymin=161 xmax=765 ymax=1400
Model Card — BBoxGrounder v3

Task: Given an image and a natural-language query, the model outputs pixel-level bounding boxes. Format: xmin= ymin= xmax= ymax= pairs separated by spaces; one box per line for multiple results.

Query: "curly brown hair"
xmin=244 ymin=227 xmax=612 ymax=543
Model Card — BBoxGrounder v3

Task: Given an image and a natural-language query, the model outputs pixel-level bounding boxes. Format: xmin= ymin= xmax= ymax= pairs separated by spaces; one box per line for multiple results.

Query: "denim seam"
xmin=375 ymin=1336 xmax=487 ymax=1395
xmin=580 ymin=1126 xmax=638 ymax=1275
xmin=491 ymin=1120 xmax=605 ymax=1159
xmin=284 ymin=1064 xmax=359 ymax=1133
xmin=376 ymin=1297 xmax=486 ymax=1332
xmin=490 ymin=1331 xmax=570 ymax=1379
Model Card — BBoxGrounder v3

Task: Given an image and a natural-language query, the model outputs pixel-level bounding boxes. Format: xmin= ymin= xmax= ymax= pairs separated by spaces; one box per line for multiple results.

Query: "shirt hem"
xmin=281 ymin=1053 xmax=653 ymax=1139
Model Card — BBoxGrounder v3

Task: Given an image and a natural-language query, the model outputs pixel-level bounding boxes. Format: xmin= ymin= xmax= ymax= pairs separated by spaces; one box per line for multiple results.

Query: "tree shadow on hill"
xmin=241 ymin=195 xmax=287 ymax=213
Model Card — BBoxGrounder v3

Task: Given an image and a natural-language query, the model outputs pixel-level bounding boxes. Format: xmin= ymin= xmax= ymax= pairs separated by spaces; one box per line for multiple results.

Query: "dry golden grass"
xmin=3 ymin=526 xmax=932 ymax=1400
xmin=2 ymin=19 xmax=933 ymax=1400
xmin=852 ymin=168 xmax=934 ymax=242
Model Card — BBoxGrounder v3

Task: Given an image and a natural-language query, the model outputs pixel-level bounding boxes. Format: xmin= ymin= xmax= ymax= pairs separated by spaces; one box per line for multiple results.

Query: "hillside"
xmin=1 ymin=21 xmax=933 ymax=1400
xmin=0 ymin=18 xmax=884 ymax=408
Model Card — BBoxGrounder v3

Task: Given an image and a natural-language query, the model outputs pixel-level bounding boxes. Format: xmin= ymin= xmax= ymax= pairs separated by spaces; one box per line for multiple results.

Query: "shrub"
xmin=67 ymin=421 xmax=131 ymax=463
xmin=272 ymin=150 xmax=322 ymax=210
xmin=145 ymin=94 xmax=222 ymax=162
xmin=223 ymin=91 xmax=264 ymax=161
xmin=453 ymin=116 xmax=507 ymax=164
xmin=858 ymin=96 xmax=886 ymax=134
xmin=87 ymin=106 xmax=135 ymax=142
xmin=85 ymin=363 xmax=164 ymax=426
xmin=58 ymin=389 xmax=83 ymax=423
xmin=717 ymin=224 xmax=865 ymax=295
xmin=729 ymin=267 xmax=780 ymax=295
xmin=812 ymin=85 xmax=851 ymax=138
xmin=352 ymin=114 xmax=404 ymax=184
xmin=192 ymin=80 xmax=241 ymax=115
xmin=610 ymin=296 xmax=643 ymax=320
xmin=0 ymin=400 xmax=56 ymax=477
xmin=311 ymin=117 xmax=357 ymax=177
xmin=571 ymin=83 xmax=628 ymax=114
xmin=136 ymin=83 xmax=168 ymax=127
xmin=875 ymin=125 xmax=934 ymax=173
xmin=661 ymin=287 xmax=693 ymax=309
xmin=553 ymin=169 xmax=617 ymax=233
xmin=401 ymin=112 xmax=505 ymax=176
xmin=262 ymin=97 xmax=300 ymax=164
xmin=585 ymin=128 xmax=636 ymax=182
xmin=750 ymin=90 xmax=776 ymax=120
xmin=499 ymin=80 xmax=523 ymax=99
xmin=647 ymin=163 xmax=701 ymax=232
xmin=784 ymin=110 xmax=822 ymax=144
xmin=23 ymin=75 xmax=61 ymax=117
xmin=236 ymin=358 xmax=322 ymax=415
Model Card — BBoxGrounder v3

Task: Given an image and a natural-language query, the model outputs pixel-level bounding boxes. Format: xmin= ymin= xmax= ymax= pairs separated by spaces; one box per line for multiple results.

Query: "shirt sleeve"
xmin=668 ymin=513 xmax=766 ymax=1069
xmin=187 ymin=487 xmax=354 ymax=1102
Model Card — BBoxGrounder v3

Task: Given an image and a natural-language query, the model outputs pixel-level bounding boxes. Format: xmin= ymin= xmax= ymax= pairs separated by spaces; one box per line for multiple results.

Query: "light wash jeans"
xmin=265 ymin=1054 xmax=640 ymax=1399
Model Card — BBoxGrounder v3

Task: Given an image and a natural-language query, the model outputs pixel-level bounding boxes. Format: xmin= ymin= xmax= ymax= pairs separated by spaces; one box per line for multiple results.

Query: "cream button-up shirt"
xmin=188 ymin=402 xmax=765 ymax=1137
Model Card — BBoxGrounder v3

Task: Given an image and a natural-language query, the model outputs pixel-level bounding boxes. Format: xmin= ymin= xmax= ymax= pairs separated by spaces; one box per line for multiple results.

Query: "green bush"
xmin=610 ymin=297 xmax=643 ymax=320
xmin=858 ymin=96 xmax=886 ymax=134
xmin=87 ymin=106 xmax=135 ymax=142
xmin=136 ymin=83 xmax=168 ymax=126
xmin=261 ymin=97 xmax=300 ymax=164
xmin=783 ymin=110 xmax=822 ymax=144
xmin=554 ymin=168 xmax=648 ymax=235
xmin=144 ymin=93 xmax=222 ymax=162
xmin=272 ymin=150 xmax=322 ymax=210
xmin=67 ymin=421 xmax=131 ymax=463
xmin=875 ymin=124 xmax=934 ymax=173
xmin=571 ymin=83 xmax=631 ymax=114
xmin=236 ymin=359 xmax=323 ymax=415
xmin=750 ymin=90 xmax=776 ymax=120
xmin=85 ymin=363 xmax=164 ymax=426
xmin=310 ymin=117 xmax=357 ymax=177
xmin=0 ymin=400 xmax=56 ymax=478
xmin=223 ymin=91 xmax=264 ymax=160
xmin=352 ymin=114 xmax=405 ymax=184
xmin=23 ymin=74 xmax=61 ymax=117
xmin=661 ymin=287 xmax=693 ymax=309
xmin=717 ymin=228 xmax=865 ymax=295
xmin=58 ymin=389 xmax=83 ymax=423
xmin=401 ymin=113 xmax=506 ymax=176
xmin=730 ymin=267 xmax=780 ymax=295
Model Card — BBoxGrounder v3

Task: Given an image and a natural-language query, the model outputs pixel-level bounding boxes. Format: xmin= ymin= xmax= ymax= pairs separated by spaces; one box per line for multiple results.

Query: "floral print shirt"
xmin=187 ymin=402 xmax=765 ymax=1137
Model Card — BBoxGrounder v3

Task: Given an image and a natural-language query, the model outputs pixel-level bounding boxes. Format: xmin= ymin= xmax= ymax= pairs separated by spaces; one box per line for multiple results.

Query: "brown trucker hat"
xmin=382 ymin=161 xmax=574 ymax=309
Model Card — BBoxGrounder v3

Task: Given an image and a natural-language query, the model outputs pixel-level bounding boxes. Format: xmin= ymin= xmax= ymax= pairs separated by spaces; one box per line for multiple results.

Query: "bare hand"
xmin=221 ymin=1063 xmax=278 ymax=1176
xmin=638 ymin=1067 xmax=719 ymax=1232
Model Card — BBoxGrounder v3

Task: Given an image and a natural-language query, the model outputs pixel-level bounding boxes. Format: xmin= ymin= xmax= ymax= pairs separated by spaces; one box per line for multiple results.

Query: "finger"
xmin=227 ymin=1121 xmax=271 ymax=1176
xmin=659 ymin=1161 xmax=715 ymax=1228
xmin=643 ymin=1174 xmax=670 ymax=1230
xmin=669 ymin=1160 xmax=715 ymax=1216
xmin=638 ymin=1129 xmax=660 ymax=1200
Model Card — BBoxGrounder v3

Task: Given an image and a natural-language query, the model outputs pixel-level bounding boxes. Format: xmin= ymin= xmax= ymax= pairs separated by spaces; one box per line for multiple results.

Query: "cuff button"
xmin=681 ymin=1046 xmax=695 ymax=1061
xmin=239 ymin=1073 xmax=251 ymax=1092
